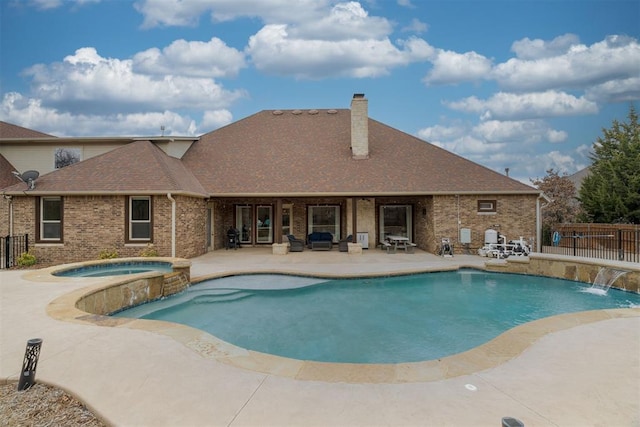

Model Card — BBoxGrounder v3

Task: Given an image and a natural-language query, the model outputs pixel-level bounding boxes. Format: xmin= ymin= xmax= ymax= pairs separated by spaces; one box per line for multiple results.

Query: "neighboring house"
xmin=568 ymin=166 xmax=591 ymax=194
xmin=1 ymin=94 xmax=544 ymax=265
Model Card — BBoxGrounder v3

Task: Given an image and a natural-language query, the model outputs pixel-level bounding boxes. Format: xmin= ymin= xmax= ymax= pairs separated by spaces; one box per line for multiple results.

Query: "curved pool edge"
xmin=22 ymin=257 xmax=191 ymax=282
xmin=45 ymin=265 xmax=640 ymax=384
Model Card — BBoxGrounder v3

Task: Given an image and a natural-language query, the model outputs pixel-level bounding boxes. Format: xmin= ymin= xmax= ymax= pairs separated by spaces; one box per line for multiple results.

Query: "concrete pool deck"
xmin=1 ymin=248 xmax=639 ymax=426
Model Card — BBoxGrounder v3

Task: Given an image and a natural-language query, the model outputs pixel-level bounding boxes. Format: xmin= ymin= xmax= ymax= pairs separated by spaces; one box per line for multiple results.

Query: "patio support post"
xmin=352 ymin=197 xmax=358 ymax=240
xmin=275 ymin=199 xmax=282 ymax=244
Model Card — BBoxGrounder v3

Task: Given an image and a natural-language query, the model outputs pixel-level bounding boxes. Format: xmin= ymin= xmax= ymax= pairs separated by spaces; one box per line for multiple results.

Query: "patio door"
xmin=308 ymin=206 xmax=340 ymax=242
xmin=379 ymin=205 xmax=412 ymax=241
xmin=282 ymin=204 xmax=292 ymax=236
xmin=236 ymin=206 xmax=252 ymax=244
xmin=256 ymin=205 xmax=273 ymax=243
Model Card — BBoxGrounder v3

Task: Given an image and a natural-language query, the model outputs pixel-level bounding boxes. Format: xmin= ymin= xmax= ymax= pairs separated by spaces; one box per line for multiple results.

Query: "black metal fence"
xmin=542 ymin=224 xmax=639 ymax=263
xmin=1 ymin=234 xmax=29 ymax=269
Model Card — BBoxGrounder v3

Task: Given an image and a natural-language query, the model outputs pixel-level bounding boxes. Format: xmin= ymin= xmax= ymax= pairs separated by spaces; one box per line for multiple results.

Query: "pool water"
xmin=114 ymin=270 xmax=639 ymax=363
xmin=55 ymin=261 xmax=173 ymax=277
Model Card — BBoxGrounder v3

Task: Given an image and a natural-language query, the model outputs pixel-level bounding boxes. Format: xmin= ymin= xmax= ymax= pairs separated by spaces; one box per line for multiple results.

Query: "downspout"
xmin=167 ymin=193 xmax=176 ymax=258
xmin=536 ymin=192 xmax=552 ymax=252
xmin=3 ymin=195 xmax=13 ymax=236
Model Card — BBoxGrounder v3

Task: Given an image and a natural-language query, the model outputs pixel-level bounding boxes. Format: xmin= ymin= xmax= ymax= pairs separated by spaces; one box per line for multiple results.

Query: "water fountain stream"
xmin=585 ymin=267 xmax=630 ymax=295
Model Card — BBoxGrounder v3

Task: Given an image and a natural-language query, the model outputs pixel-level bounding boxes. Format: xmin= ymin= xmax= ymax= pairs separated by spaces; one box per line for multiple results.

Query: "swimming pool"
xmin=54 ymin=261 xmax=173 ymax=277
xmin=114 ymin=270 xmax=639 ymax=363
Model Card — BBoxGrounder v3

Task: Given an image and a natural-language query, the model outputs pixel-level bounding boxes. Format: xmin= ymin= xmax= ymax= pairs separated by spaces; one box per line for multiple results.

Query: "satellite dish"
xmin=22 ymin=170 xmax=40 ymax=182
xmin=12 ymin=170 xmax=39 ymax=190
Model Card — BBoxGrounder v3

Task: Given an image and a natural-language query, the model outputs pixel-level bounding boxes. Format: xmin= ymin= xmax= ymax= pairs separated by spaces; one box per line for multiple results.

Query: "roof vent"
xmin=273 ymin=110 xmax=283 ymax=115
xmin=308 ymin=109 xmax=319 ymax=115
xmin=292 ymin=110 xmax=302 ymax=115
xmin=327 ymin=109 xmax=338 ymax=114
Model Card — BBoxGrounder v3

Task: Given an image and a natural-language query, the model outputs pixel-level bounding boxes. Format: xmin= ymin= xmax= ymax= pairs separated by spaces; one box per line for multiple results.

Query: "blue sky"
xmin=1 ymin=0 xmax=638 ymax=183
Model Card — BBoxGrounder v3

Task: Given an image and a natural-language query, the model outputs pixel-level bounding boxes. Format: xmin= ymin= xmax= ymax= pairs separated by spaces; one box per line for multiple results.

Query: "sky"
xmin=1 ymin=0 xmax=639 ymax=184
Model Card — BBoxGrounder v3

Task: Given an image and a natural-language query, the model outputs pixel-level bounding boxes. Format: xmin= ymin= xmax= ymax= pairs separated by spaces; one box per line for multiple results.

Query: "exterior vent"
xmin=327 ymin=109 xmax=338 ymax=114
xmin=292 ymin=110 xmax=302 ymax=115
xmin=308 ymin=109 xmax=319 ymax=115
xmin=272 ymin=110 xmax=283 ymax=115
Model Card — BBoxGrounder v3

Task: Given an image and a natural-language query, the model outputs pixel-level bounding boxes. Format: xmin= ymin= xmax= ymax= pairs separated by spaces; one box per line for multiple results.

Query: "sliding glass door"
xmin=308 ymin=206 xmax=340 ymax=242
xmin=379 ymin=205 xmax=412 ymax=241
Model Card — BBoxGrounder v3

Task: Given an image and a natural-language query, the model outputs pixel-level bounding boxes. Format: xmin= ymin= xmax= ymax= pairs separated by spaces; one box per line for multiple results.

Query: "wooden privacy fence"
xmin=542 ymin=224 xmax=639 ymax=263
xmin=1 ymin=234 xmax=29 ymax=269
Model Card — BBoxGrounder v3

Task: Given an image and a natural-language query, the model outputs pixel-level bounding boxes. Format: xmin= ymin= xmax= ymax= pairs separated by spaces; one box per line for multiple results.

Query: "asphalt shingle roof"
xmin=3 ymin=140 xmax=207 ymax=196
xmin=0 ymin=154 xmax=19 ymax=190
xmin=183 ymin=109 xmax=537 ymax=196
xmin=0 ymin=121 xmax=54 ymax=139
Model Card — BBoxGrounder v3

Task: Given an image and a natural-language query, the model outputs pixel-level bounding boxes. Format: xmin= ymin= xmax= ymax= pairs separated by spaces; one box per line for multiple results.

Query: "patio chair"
xmin=338 ymin=235 xmax=353 ymax=252
xmin=287 ymin=234 xmax=305 ymax=252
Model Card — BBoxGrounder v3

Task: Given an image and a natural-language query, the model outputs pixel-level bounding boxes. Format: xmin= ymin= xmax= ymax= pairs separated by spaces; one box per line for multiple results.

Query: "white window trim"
xmin=40 ymin=197 xmax=62 ymax=242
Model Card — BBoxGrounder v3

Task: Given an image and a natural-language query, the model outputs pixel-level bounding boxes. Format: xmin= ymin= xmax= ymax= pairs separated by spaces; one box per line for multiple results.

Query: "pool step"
xmin=191 ymin=290 xmax=253 ymax=304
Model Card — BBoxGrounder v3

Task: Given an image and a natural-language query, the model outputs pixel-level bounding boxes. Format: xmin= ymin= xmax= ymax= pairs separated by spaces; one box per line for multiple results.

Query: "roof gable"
xmin=183 ymin=109 xmax=537 ymax=196
xmin=0 ymin=154 xmax=19 ymax=190
xmin=3 ymin=140 xmax=207 ymax=196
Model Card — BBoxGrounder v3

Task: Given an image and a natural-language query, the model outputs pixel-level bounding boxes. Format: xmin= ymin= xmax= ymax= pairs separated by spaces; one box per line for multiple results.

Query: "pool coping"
xmin=44 ymin=265 xmax=640 ymax=384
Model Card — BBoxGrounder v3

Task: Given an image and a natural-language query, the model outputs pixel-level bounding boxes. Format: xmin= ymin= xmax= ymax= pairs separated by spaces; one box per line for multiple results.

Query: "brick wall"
xmin=9 ymin=194 xmax=207 ymax=265
xmin=431 ymin=194 xmax=537 ymax=252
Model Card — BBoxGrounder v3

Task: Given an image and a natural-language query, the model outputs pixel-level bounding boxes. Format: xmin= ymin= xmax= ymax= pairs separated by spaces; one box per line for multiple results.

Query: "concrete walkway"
xmin=1 ymin=249 xmax=639 ymax=426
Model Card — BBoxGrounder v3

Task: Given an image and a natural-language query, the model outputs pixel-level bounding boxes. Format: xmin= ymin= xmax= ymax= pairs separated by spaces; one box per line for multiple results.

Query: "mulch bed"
xmin=0 ymin=382 xmax=106 ymax=426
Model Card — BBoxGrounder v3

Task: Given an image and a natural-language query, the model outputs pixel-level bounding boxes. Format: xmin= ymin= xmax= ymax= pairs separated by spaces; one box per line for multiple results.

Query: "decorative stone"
xmin=347 ymin=242 xmax=363 ymax=254
xmin=272 ymin=243 xmax=289 ymax=255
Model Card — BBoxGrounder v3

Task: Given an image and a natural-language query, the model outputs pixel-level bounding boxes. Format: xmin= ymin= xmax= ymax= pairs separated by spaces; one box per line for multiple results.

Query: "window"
xmin=308 ymin=206 xmax=340 ymax=241
xmin=54 ymin=148 xmax=81 ymax=169
xmin=38 ymin=197 xmax=63 ymax=241
xmin=236 ymin=206 xmax=252 ymax=244
xmin=127 ymin=196 xmax=152 ymax=241
xmin=282 ymin=204 xmax=292 ymax=237
xmin=379 ymin=205 xmax=412 ymax=241
xmin=256 ymin=205 xmax=273 ymax=243
xmin=477 ymin=200 xmax=497 ymax=213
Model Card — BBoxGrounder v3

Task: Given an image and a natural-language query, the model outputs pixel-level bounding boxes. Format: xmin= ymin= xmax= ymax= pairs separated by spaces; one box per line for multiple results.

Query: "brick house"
xmin=1 ymin=94 xmax=544 ymax=264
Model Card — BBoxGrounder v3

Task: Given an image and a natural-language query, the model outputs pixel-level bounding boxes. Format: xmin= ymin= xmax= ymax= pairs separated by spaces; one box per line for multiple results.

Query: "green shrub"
xmin=98 ymin=249 xmax=119 ymax=259
xmin=139 ymin=244 xmax=159 ymax=257
xmin=17 ymin=251 xmax=37 ymax=267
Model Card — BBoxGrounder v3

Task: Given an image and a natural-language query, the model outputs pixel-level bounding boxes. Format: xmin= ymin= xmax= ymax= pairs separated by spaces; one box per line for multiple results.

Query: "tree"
xmin=578 ymin=105 xmax=640 ymax=223
xmin=531 ymin=168 xmax=582 ymax=228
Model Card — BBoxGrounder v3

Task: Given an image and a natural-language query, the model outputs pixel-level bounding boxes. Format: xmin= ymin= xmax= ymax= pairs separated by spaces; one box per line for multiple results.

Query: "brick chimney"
xmin=350 ymin=93 xmax=369 ymax=159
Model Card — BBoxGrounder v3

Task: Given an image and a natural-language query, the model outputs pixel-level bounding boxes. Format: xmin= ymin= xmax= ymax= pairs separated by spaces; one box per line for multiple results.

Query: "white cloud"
xmin=474 ymin=120 xmax=568 ymax=144
xmin=23 ymin=47 xmax=246 ymax=114
xmin=397 ymin=0 xmax=415 ymax=8
xmin=0 ymin=92 xmax=202 ymax=136
xmin=446 ymin=91 xmax=598 ymax=120
xmin=200 ymin=109 xmax=233 ymax=132
xmin=133 ymin=37 xmax=246 ymax=78
xmin=493 ymin=35 xmax=640 ymax=92
xmin=247 ymin=25 xmax=432 ymax=78
xmin=134 ymin=0 xmax=328 ymax=28
xmin=416 ymin=117 xmax=584 ymax=183
xmin=401 ymin=18 xmax=428 ymax=34
xmin=289 ymin=2 xmax=392 ymax=41
xmin=585 ymin=77 xmax=640 ymax=103
xmin=28 ymin=0 xmax=62 ymax=9
xmin=422 ymin=49 xmax=492 ymax=85
xmin=27 ymin=0 xmax=99 ymax=9
xmin=511 ymin=33 xmax=580 ymax=60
